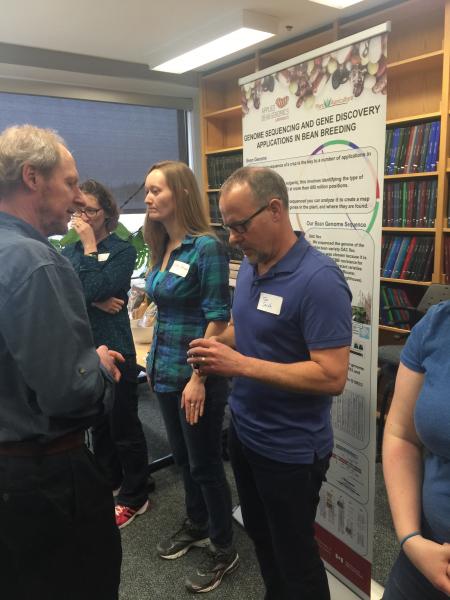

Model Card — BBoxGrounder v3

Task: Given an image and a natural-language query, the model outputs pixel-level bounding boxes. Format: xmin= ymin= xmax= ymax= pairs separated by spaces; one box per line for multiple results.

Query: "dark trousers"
xmin=156 ymin=376 xmax=233 ymax=549
xmin=0 ymin=445 xmax=122 ymax=600
xmin=92 ymin=356 xmax=149 ymax=508
xmin=228 ymin=422 xmax=330 ymax=600
xmin=383 ymin=549 xmax=448 ymax=600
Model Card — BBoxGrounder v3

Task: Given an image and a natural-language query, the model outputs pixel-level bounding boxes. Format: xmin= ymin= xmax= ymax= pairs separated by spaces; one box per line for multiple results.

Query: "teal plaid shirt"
xmin=145 ymin=234 xmax=230 ymax=392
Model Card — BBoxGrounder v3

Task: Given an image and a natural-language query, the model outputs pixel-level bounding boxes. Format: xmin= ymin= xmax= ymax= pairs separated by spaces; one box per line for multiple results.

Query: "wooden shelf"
xmin=205 ymin=146 xmax=243 ymax=155
xmin=387 ymin=50 xmax=443 ymax=75
xmin=379 ymin=325 xmax=411 ymax=334
xmin=386 ymin=112 xmax=441 ymax=126
xmin=207 ymin=188 xmax=221 ymax=193
xmin=382 ymin=227 xmax=436 ymax=233
xmin=443 ymin=228 xmax=450 ymax=233
xmin=384 ymin=172 xmax=438 ymax=179
xmin=204 ymin=105 xmax=242 ymax=120
xmin=380 ymin=278 xmax=432 ymax=286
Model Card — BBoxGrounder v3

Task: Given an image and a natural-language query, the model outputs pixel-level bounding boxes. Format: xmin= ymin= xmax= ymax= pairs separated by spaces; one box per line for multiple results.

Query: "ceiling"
xmin=0 ymin=0 xmax=399 ymax=95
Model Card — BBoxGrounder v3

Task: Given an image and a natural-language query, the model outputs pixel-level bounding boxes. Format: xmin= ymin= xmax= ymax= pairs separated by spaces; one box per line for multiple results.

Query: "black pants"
xmin=228 ymin=422 xmax=330 ymax=600
xmin=92 ymin=356 xmax=149 ymax=508
xmin=156 ymin=376 xmax=233 ymax=548
xmin=0 ymin=445 xmax=122 ymax=600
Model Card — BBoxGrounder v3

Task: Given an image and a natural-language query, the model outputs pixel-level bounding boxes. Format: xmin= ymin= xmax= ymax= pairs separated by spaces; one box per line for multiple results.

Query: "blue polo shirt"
xmin=229 ymin=235 xmax=352 ymax=464
xmin=400 ymin=301 xmax=450 ymax=544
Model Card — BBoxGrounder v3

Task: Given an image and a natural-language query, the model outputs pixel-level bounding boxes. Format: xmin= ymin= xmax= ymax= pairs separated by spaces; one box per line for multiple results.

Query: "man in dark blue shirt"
xmin=189 ymin=166 xmax=352 ymax=600
xmin=0 ymin=125 xmax=122 ymax=600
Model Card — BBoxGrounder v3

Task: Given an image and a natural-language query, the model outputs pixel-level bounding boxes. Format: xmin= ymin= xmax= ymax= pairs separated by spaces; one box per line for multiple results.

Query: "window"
xmin=0 ymin=92 xmax=188 ymax=217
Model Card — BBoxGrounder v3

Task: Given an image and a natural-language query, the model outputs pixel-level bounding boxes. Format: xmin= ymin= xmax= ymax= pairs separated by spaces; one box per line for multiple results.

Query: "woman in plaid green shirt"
xmin=144 ymin=161 xmax=238 ymax=593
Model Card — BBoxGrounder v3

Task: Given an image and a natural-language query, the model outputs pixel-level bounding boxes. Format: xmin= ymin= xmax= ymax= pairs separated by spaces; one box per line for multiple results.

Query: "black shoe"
xmin=185 ymin=544 xmax=239 ymax=593
xmin=157 ymin=519 xmax=209 ymax=560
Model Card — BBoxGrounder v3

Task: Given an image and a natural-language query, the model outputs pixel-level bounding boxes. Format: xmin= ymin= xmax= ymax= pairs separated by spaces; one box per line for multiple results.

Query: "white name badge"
xmin=98 ymin=253 xmax=110 ymax=262
xmin=169 ymin=260 xmax=190 ymax=278
xmin=257 ymin=292 xmax=283 ymax=315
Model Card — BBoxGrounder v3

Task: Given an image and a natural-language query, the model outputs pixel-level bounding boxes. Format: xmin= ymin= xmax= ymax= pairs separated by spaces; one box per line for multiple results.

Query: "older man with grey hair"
xmin=0 ymin=124 xmax=122 ymax=600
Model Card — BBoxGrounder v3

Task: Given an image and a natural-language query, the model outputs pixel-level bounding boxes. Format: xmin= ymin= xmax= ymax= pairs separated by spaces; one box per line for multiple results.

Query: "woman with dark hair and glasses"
xmin=62 ymin=179 xmax=149 ymax=529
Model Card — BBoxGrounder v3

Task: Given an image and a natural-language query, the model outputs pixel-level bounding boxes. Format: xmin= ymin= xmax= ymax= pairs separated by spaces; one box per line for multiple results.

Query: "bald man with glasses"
xmin=188 ymin=166 xmax=352 ymax=600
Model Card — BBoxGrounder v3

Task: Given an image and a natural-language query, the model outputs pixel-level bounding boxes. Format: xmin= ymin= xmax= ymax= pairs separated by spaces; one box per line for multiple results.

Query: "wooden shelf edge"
xmin=384 ymin=172 xmax=438 ymax=179
xmin=380 ymin=278 xmax=432 ymax=286
xmin=204 ymin=105 xmax=241 ymax=120
xmin=387 ymin=50 xmax=443 ymax=71
xmin=386 ymin=112 xmax=441 ymax=126
xmin=205 ymin=146 xmax=243 ymax=155
xmin=443 ymin=228 xmax=450 ymax=233
xmin=382 ymin=227 xmax=436 ymax=232
xmin=379 ymin=325 xmax=411 ymax=334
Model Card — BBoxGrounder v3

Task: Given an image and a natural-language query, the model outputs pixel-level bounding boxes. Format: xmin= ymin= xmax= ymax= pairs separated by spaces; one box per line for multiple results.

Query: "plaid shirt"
xmin=145 ymin=234 xmax=230 ymax=392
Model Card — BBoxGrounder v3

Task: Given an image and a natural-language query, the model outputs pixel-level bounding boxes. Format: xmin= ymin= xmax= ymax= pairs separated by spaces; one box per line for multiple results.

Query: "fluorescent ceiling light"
xmin=149 ymin=10 xmax=278 ymax=74
xmin=308 ymin=0 xmax=365 ymax=7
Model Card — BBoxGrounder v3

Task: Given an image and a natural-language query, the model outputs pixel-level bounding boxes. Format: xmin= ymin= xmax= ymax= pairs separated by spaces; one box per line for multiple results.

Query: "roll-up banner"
xmin=240 ymin=23 xmax=390 ymax=599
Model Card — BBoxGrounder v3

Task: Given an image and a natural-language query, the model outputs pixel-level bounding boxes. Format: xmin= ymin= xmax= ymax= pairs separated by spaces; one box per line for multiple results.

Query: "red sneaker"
xmin=115 ymin=500 xmax=149 ymax=529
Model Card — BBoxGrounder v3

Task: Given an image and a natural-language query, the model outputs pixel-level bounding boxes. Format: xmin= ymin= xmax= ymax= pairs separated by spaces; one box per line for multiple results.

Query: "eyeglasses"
xmin=223 ymin=204 xmax=269 ymax=234
xmin=73 ymin=207 xmax=103 ymax=218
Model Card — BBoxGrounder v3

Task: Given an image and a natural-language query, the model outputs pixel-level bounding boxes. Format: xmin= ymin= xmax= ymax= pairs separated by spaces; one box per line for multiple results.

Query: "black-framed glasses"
xmin=73 ymin=207 xmax=103 ymax=218
xmin=223 ymin=204 xmax=269 ymax=234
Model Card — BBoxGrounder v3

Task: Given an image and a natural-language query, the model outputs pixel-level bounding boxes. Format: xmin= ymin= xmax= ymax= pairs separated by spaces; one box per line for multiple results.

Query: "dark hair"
xmin=80 ymin=179 xmax=119 ymax=232
xmin=221 ymin=166 xmax=289 ymax=209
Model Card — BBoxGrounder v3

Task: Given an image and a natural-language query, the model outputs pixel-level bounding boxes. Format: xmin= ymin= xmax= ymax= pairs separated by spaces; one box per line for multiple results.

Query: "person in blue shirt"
xmin=143 ymin=160 xmax=238 ymax=594
xmin=63 ymin=180 xmax=149 ymax=529
xmin=382 ymin=301 xmax=450 ymax=599
xmin=188 ymin=166 xmax=352 ymax=600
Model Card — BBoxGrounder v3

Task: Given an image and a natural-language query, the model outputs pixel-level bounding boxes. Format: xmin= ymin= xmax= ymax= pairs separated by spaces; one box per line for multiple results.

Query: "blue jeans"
xmin=228 ymin=421 xmax=330 ymax=600
xmin=383 ymin=549 xmax=448 ymax=600
xmin=156 ymin=376 xmax=233 ymax=549
xmin=92 ymin=356 xmax=149 ymax=508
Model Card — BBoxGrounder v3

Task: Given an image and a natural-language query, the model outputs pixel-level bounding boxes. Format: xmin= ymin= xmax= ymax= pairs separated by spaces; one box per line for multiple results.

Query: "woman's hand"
xmin=181 ymin=374 xmax=206 ymax=425
xmin=92 ymin=297 xmax=124 ymax=314
xmin=405 ymin=536 xmax=450 ymax=596
xmin=71 ymin=216 xmax=97 ymax=253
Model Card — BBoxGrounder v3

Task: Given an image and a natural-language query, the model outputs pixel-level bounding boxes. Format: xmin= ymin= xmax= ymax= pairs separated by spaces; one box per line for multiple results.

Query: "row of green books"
xmin=383 ymin=179 xmax=437 ymax=228
xmin=384 ymin=120 xmax=440 ymax=175
xmin=208 ymin=192 xmax=223 ymax=224
xmin=207 ymin=151 xmax=243 ymax=189
xmin=214 ymin=225 xmax=244 ymax=262
xmin=380 ymin=285 xmax=414 ymax=330
xmin=381 ymin=235 xmax=434 ymax=281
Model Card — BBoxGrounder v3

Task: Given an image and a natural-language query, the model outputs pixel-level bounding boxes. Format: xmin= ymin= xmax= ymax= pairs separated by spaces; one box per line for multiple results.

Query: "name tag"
xmin=257 ymin=292 xmax=283 ymax=315
xmin=169 ymin=260 xmax=190 ymax=278
xmin=98 ymin=253 xmax=110 ymax=262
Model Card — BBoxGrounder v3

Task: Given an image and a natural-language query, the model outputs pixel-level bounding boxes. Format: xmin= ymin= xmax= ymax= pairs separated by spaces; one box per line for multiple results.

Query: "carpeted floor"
xmin=118 ymin=384 xmax=398 ymax=599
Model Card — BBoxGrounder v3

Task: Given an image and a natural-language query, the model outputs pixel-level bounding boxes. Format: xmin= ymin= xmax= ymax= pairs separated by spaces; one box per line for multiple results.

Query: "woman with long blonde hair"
xmin=143 ymin=161 xmax=238 ymax=593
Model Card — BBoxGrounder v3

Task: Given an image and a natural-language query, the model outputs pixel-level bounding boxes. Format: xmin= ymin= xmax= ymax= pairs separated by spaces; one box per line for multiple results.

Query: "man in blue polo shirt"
xmin=188 ymin=166 xmax=352 ymax=600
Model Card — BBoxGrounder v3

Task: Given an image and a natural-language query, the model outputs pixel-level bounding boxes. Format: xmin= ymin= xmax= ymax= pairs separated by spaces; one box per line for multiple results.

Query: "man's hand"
xmin=187 ymin=338 xmax=244 ymax=378
xmin=92 ymin=297 xmax=124 ymax=314
xmin=96 ymin=345 xmax=125 ymax=383
xmin=181 ymin=374 xmax=206 ymax=425
xmin=405 ymin=536 xmax=450 ymax=596
xmin=71 ymin=216 xmax=97 ymax=253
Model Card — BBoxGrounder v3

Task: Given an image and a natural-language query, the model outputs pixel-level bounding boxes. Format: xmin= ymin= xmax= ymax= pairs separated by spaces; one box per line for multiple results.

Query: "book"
xmin=383 ymin=236 xmax=402 ymax=278
xmin=399 ymin=236 xmax=417 ymax=279
xmin=391 ymin=236 xmax=411 ymax=279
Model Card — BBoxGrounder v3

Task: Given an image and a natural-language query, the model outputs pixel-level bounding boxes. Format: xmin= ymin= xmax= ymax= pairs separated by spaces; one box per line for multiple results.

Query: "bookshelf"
xmin=199 ymin=0 xmax=450 ymax=336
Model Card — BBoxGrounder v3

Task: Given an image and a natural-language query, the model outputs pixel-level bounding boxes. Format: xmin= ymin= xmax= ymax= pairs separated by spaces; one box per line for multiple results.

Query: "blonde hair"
xmin=143 ymin=161 xmax=213 ymax=266
xmin=0 ymin=124 xmax=65 ymax=197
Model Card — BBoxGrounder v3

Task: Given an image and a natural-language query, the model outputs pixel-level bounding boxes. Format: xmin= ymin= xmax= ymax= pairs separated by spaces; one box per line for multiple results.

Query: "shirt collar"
xmin=252 ymin=234 xmax=311 ymax=280
xmin=0 ymin=211 xmax=51 ymax=246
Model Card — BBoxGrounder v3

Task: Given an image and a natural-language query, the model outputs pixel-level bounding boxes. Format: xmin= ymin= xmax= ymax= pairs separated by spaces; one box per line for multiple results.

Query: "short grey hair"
xmin=0 ymin=124 xmax=66 ymax=197
xmin=220 ymin=166 xmax=289 ymax=209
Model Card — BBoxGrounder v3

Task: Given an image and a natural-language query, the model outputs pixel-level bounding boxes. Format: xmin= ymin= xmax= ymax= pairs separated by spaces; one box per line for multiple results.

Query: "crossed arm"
xmin=382 ymin=363 xmax=450 ymax=596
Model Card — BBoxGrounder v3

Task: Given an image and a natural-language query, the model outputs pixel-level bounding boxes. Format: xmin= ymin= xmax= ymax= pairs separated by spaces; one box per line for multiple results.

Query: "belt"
xmin=0 ymin=431 xmax=85 ymax=457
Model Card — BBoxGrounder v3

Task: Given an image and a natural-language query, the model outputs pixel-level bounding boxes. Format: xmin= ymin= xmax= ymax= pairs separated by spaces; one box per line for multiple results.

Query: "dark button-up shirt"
xmin=146 ymin=234 xmax=230 ymax=392
xmin=62 ymin=233 xmax=136 ymax=357
xmin=0 ymin=212 xmax=113 ymax=443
